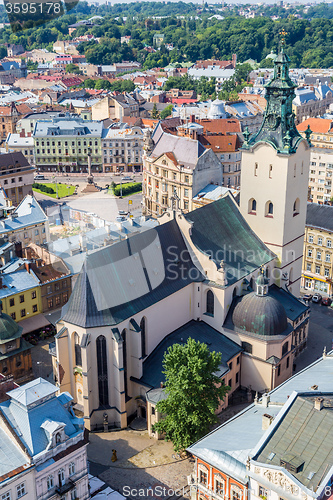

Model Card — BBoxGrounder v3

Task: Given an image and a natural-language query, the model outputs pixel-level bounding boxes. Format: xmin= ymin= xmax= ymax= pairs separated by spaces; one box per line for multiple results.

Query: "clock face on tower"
xmin=266 ymin=114 xmax=280 ymax=130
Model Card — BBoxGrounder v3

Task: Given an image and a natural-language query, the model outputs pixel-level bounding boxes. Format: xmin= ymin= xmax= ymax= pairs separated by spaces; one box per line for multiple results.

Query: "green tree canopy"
xmin=65 ymin=63 xmax=82 ymax=74
xmin=153 ymin=338 xmax=229 ymax=451
xmin=151 ymin=103 xmax=159 ymax=118
xmin=160 ymin=104 xmax=173 ymax=119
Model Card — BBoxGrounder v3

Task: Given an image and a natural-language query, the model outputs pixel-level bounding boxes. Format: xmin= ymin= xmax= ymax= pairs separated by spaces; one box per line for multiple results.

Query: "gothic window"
xmin=140 ymin=317 xmax=147 ymax=358
xmin=206 ymin=290 xmax=214 ymax=316
xmin=265 ymin=201 xmax=273 ymax=216
xmin=293 ymin=198 xmax=300 ymax=216
xmin=74 ymin=332 xmax=82 ymax=367
xmin=249 ymin=198 xmax=256 ymax=214
xmin=121 ymin=329 xmax=128 ymax=397
xmin=96 ymin=335 xmax=109 ymax=406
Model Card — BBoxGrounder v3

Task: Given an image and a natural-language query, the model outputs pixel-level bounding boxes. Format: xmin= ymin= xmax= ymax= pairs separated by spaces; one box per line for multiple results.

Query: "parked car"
xmin=312 ymin=293 xmax=322 ymax=303
xmin=34 ymin=174 xmax=45 ymax=181
xmin=302 ymin=293 xmax=313 ymax=301
xmin=121 ymin=176 xmax=133 ymax=182
xmin=321 ymin=297 xmax=332 ymax=306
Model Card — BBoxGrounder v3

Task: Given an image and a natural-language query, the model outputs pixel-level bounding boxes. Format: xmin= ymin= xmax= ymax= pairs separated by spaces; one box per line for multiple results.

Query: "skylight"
xmin=268 ymin=452 xmax=275 ymax=460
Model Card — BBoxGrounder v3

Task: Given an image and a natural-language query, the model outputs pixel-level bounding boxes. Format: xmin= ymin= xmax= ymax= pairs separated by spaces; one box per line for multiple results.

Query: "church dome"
xmin=208 ymin=99 xmax=226 ymax=119
xmin=0 ymin=313 xmax=22 ymax=344
xmin=232 ymin=292 xmax=288 ymax=336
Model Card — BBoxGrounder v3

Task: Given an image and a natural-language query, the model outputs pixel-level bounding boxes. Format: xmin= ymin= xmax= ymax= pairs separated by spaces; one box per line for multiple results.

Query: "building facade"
xmin=5 ymin=132 xmax=35 ymax=166
xmin=33 ymin=117 xmax=103 ymax=173
xmin=102 ymin=126 xmax=144 ymax=173
xmin=0 ymin=152 xmax=35 ymax=206
xmin=302 ymin=203 xmax=333 ymax=295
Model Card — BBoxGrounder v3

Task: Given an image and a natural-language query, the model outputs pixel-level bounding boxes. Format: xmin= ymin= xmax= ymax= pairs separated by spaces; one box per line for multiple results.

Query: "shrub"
xmin=113 ymin=182 xmax=142 ymax=196
xmin=32 ymin=183 xmax=55 ymax=195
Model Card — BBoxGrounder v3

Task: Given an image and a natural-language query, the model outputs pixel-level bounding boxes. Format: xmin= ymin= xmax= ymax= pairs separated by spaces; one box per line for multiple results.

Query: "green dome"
xmin=0 ymin=313 xmax=22 ymax=344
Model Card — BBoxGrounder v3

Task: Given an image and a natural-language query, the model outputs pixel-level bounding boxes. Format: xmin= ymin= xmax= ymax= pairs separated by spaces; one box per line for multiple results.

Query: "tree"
xmin=160 ymin=104 xmax=173 ymax=120
xmin=151 ymin=103 xmax=159 ymax=119
xmin=152 ymin=338 xmax=229 ymax=451
xmin=65 ymin=63 xmax=81 ymax=74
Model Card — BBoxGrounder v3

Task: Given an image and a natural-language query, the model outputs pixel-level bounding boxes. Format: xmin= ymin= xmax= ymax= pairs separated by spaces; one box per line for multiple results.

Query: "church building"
xmin=53 ymin=46 xmax=310 ymax=432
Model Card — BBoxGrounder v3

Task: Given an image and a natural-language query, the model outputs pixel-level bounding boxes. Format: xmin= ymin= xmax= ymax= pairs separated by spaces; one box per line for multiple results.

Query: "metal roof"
xmin=306 ymin=202 xmax=333 ymax=232
xmin=139 ymin=320 xmax=242 ymax=389
xmin=0 ymin=195 xmax=48 ymax=235
xmin=0 ymin=427 xmax=28 ymax=479
xmin=186 ymin=195 xmax=275 ymax=285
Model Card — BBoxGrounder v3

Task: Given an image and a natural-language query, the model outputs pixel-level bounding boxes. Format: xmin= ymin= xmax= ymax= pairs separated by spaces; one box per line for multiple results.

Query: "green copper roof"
xmin=0 ymin=313 xmax=23 ymax=344
xmin=243 ymin=48 xmax=304 ymax=154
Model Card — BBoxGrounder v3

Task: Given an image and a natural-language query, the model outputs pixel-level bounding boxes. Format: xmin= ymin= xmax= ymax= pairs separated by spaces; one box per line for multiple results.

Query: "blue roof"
xmin=0 ymin=378 xmax=83 ymax=457
xmin=0 ymin=426 xmax=29 ymax=479
xmin=0 ymin=269 xmax=39 ymax=298
xmin=0 ymin=195 xmax=48 ymax=235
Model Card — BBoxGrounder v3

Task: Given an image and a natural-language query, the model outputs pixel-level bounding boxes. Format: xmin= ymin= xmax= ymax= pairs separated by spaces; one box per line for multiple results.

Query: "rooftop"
xmin=306 ymin=202 xmax=333 ymax=232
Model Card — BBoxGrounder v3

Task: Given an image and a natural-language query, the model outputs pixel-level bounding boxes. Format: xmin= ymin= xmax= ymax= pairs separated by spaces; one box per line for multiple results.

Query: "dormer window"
xmin=55 ymin=432 xmax=62 ymax=444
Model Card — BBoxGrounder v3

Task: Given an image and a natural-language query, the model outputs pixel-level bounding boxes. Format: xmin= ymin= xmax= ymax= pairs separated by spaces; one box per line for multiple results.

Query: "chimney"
xmin=262 ymin=393 xmax=270 ymax=408
xmin=314 ymin=397 xmax=324 ymax=411
xmin=262 ymin=413 xmax=273 ymax=430
xmin=25 ymin=262 xmax=30 ymax=273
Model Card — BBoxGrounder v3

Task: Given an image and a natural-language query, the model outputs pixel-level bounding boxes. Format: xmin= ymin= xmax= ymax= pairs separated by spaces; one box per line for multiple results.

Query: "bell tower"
xmin=240 ymin=39 xmax=311 ymax=295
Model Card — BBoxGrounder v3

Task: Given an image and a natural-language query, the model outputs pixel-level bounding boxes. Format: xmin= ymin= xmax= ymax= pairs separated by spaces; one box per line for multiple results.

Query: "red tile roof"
xmin=297 ymin=118 xmax=333 ymax=134
xmin=198 ymin=118 xmax=241 ymax=134
xmin=199 ymin=134 xmax=240 ymax=153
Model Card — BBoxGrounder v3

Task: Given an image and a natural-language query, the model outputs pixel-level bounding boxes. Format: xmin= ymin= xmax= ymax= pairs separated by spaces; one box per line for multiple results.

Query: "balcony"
xmin=56 ymin=479 xmax=75 ymax=495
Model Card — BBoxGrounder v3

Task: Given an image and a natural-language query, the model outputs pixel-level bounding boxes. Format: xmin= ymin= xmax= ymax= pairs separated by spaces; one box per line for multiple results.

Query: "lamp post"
xmin=53 ymin=175 xmax=59 ymax=200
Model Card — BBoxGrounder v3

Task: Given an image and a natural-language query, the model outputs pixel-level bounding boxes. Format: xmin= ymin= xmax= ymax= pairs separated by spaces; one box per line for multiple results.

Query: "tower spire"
xmin=243 ymin=39 xmax=303 ymax=155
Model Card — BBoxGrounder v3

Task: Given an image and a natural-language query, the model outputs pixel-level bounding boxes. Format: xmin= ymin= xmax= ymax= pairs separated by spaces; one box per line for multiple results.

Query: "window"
xmin=9 ymin=298 xmax=14 ymax=307
xmin=237 ymin=356 xmax=240 ymax=365
xmin=215 ymin=476 xmax=225 ymax=496
xmin=293 ymin=198 xmax=300 ymax=216
xmin=48 ymin=298 xmax=53 ymax=309
xmin=327 ymin=240 xmax=332 ymax=248
xmin=55 ymin=296 xmax=61 ymax=306
xmin=20 ymin=309 xmax=26 ymax=318
xmin=306 ymin=263 xmax=311 ymax=271
xmin=1 ymin=492 xmax=11 ymax=500
xmin=74 ymin=333 xmax=82 ymax=367
xmin=266 ymin=201 xmax=273 ymax=216
xmin=236 ymin=372 xmax=239 ymax=384
xmin=199 ymin=468 xmax=208 ymax=486
xmin=318 ymin=237 xmax=323 ymax=246
xmin=316 ymin=265 xmax=320 ymax=274
xmin=317 ymin=251 xmax=322 ymax=260
xmin=71 ymin=490 xmax=77 ymax=500
xmin=47 ymin=475 xmax=54 ymax=491
xmin=69 ymin=462 xmax=75 ymax=476
xmin=231 ymin=487 xmax=241 ymax=500
xmin=228 ymin=378 xmax=232 ymax=388
xmin=58 ymin=469 xmax=65 ymax=487
xmin=140 ymin=317 xmax=147 ymax=358
xmin=47 ymin=285 xmax=52 ymax=294
xmin=33 ymin=305 xmax=37 ymax=313
xmin=259 ymin=486 xmax=268 ymax=499
xmin=277 ymin=365 xmax=281 ymax=377
xmin=326 ymin=253 xmax=331 ymax=263
xmin=286 ymin=356 xmax=290 ymax=369
xmin=308 ymin=235 xmax=314 ymax=243
xmin=269 ymin=164 xmax=272 ymax=178
xmin=11 ymin=312 xmax=16 ymax=320
xmin=249 ymin=198 xmax=256 ymax=213
xmin=184 ymin=188 xmax=189 ymax=197
xmin=254 ymin=162 xmax=258 ymax=176
xmin=19 ymin=295 xmax=24 ymax=303
xmin=31 ymin=291 xmax=36 ymax=299
xmin=206 ymin=290 xmax=214 ymax=316
xmin=282 ymin=342 xmax=288 ymax=356
xmin=307 ymin=248 xmax=313 ymax=258
xmin=325 ymin=268 xmax=330 ymax=277
xmin=16 ymin=483 xmax=26 ymax=498
xmin=97 ymin=335 xmax=109 ymax=406
xmin=63 ymin=292 xmax=68 ymax=302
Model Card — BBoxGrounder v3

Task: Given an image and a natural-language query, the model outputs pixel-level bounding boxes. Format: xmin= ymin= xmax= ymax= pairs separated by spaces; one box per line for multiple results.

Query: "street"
xmin=295 ymin=300 xmax=333 ymax=372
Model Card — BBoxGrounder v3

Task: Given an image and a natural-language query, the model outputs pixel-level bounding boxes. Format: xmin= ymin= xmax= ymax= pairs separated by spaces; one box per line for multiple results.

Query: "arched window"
xmin=121 ymin=329 xmax=128 ymax=397
xmin=248 ymin=198 xmax=256 ymax=214
xmin=293 ymin=198 xmax=300 ymax=216
xmin=74 ymin=332 xmax=82 ymax=367
xmin=96 ymin=335 xmax=109 ymax=406
xmin=140 ymin=317 xmax=147 ymax=358
xmin=265 ymin=201 xmax=273 ymax=216
xmin=58 ymin=468 xmax=65 ymax=487
xmin=206 ymin=290 xmax=214 ymax=316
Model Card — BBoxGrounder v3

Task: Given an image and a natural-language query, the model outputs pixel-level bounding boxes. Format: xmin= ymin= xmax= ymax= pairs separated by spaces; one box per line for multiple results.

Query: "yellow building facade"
xmin=302 ymin=223 xmax=333 ymax=296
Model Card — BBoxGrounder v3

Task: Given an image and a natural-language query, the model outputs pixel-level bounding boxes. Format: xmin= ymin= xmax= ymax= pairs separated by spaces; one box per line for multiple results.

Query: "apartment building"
xmin=0 ymin=103 xmax=20 ymax=144
xmin=0 ymin=152 xmax=35 ymax=205
xmin=102 ymin=126 xmax=144 ymax=173
xmin=297 ymin=117 xmax=333 ymax=148
xmin=307 ymin=148 xmax=333 ymax=204
xmin=0 ymin=378 xmax=89 ymax=500
xmin=5 ymin=131 xmax=35 ymax=166
xmin=143 ymin=124 xmax=222 ymax=216
xmin=302 ymin=203 xmax=333 ymax=295
xmin=33 ymin=117 xmax=103 ymax=173
xmin=292 ymin=83 xmax=333 ymax=124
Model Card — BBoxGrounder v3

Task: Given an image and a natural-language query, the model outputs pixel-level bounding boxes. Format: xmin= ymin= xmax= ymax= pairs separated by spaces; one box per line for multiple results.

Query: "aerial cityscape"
xmin=0 ymin=1 xmax=333 ymax=500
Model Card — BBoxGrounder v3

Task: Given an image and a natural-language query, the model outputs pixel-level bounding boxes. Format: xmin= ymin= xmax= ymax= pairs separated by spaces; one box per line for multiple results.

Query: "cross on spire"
xmin=279 ymin=29 xmax=287 ymax=46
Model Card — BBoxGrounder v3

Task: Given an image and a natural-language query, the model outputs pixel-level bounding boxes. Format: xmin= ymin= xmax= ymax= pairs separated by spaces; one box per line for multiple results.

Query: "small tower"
xmin=240 ymin=38 xmax=310 ymax=295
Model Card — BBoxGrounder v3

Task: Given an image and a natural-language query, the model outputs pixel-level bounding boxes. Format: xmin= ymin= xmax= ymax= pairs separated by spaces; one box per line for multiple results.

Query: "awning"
xmin=19 ymin=314 xmax=51 ymax=335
